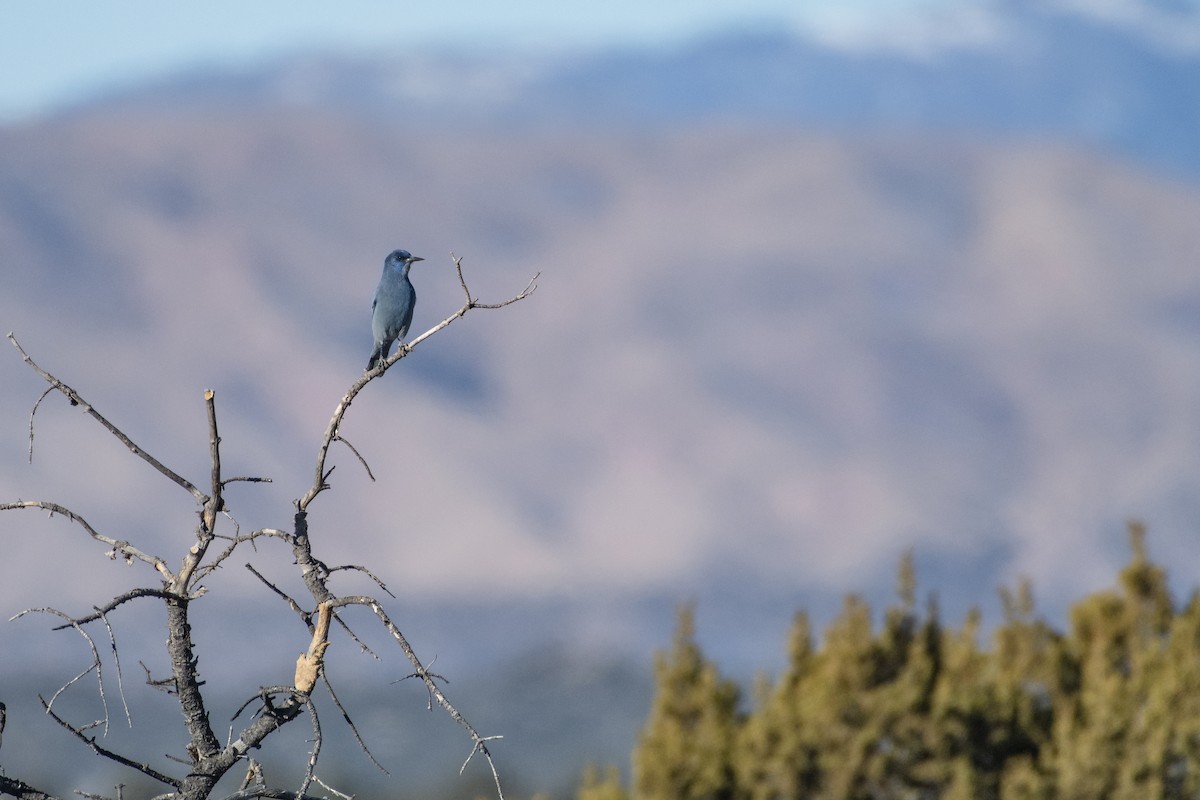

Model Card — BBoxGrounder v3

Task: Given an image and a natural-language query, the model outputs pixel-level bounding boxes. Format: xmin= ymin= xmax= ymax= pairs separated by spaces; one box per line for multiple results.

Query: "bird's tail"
xmin=367 ymin=347 xmax=384 ymax=371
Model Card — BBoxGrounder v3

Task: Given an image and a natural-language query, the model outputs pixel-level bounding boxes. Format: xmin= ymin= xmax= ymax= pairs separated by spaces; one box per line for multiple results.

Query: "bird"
xmin=367 ymin=249 xmax=424 ymax=370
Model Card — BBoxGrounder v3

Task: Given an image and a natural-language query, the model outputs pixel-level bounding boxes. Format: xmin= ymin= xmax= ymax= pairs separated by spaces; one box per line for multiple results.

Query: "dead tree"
xmin=0 ymin=256 xmax=537 ymax=800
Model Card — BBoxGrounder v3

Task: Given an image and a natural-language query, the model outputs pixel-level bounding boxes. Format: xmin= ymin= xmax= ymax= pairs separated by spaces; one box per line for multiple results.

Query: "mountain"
xmin=5 ymin=2 xmax=1200 ymax=794
xmin=66 ymin=1 xmax=1200 ymax=179
xmin=5 ymin=110 xmax=1200 ymax=793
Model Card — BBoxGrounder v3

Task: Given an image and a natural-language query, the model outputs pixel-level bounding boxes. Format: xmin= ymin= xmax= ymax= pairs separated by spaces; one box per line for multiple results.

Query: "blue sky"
xmin=0 ymin=0 xmax=932 ymax=122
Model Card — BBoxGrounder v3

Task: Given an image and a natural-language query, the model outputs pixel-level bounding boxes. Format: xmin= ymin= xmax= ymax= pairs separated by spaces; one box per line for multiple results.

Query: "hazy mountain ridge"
xmin=61 ymin=2 xmax=1200 ymax=179
xmin=4 ymin=115 xmax=1200 ymax=643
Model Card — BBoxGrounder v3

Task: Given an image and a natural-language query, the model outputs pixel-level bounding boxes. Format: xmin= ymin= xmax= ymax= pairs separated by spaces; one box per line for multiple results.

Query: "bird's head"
xmin=386 ymin=249 xmax=425 ymax=267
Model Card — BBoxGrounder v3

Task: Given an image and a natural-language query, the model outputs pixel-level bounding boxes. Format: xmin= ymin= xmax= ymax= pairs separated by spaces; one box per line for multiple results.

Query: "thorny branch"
xmin=0 ymin=257 xmax=533 ymax=799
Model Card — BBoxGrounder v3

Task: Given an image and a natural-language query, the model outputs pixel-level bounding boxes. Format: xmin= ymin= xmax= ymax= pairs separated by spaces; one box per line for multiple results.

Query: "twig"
xmin=326 ymin=563 xmax=396 ymax=598
xmin=331 ymin=596 xmax=506 ymax=800
xmin=15 ymin=607 xmax=111 ymax=733
xmin=8 ymin=332 xmax=207 ymax=503
xmin=391 ymin=257 xmax=537 ymax=356
xmin=97 ymin=607 xmax=133 ymax=728
xmin=245 ymin=563 xmax=310 ymax=621
xmin=298 ymin=254 xmax=536 ymax=512
xmin=195 ymin=528 xmax=292 ymax=583
xmin=332 ymin=612 xmax=379 ymax=659
xmin=41 ymin=695 xmax=179 ymax=788
xmin=310 ymin=776 xmax=353 ymax=799
xmin=321 ymin=670 xmax=390 ymax=775
xmin=221 ymin=475 xmax=273 ymax=487
xmin=26 ymin=385 xmax=53 ymax=463
xmin=141 ymin=661 xmax=177 ymax=695
xmin=461 ymin=734 xmax=507 ymax=786
xmin=295 ymin=692 xmax=321 ymax=799
xmin=396 ymin=656 xmax=451 ymax=712
xmin=333 ymin=435 xmax=374 ymax=482
xmin=0 ymin=500 xmax=174 ymax=582
xmin=204 ymin=388 xmax=223 ymax=533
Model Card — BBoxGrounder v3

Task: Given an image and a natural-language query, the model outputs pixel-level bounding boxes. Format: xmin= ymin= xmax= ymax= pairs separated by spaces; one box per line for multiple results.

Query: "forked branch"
xmin=329 ymin=596 xmax=506 ymax=800
xmin=298 ymin=256 xmax=537 ymax=511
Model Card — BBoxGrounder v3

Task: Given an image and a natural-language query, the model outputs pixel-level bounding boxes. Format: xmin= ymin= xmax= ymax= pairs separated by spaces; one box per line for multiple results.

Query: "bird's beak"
xmin=410 ymin=256 xmax=425 ymax=263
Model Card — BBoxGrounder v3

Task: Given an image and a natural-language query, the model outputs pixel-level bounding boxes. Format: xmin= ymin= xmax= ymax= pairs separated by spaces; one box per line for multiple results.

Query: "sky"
xmin=0 ymin=0 xmax=937 ymax=123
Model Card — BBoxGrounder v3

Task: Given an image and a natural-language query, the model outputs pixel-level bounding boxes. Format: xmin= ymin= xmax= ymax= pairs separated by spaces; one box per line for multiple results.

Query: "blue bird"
xmin=367 ymin=249 xmax=424 ymax=370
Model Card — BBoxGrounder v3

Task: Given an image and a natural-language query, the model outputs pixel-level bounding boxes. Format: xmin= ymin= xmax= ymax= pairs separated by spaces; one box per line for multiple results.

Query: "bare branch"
xmin=331 ymin=612 xmax=380 ymax=659
xmin=449 ymin=252 xmax=540 ymax=309
xmin=221 ymin=475 xmax=273 ymax=487
xmin=399 ymin=256 xmax=537 ymax=354
xmin=15 ymin=606 xmax=111 ymax=733
xmin=216 ymin=783 xmax=342 ymax=800
xmin=320 ymin=670 xmax=390 ymax=776
xmin=174 ymin=390 xmax=225 ymax=596
xmin=461 ymin=733 xmax=507 ymax=791
xmin=309 ymin=777 xmax=353 ymax=800
xmin=225 ymin=691 xmax=327 ymax=800
xmin=26 ymin=384 xmax=53 ymax=463
xmin=294 ymin=691 xmax=322 ymax=799
xmin=289 ymin=512 xmax=333 ymax=604
xmin=245 ymin=563 xmax=310 ymax=621
xmin=332 ymin=435 xmax=374 ymax=482
xmin=204 ymin=389 xmax=223 ymax=532
xmin=224 ymin=688 xmax=311 ymax=763
xmin=298 ymin=254 xmax=536 ymax=512
xmin=0 ymin=771 xmax=63 ymax=799
xmin=41 ymin=695 xmax=179 ymax=788
xmin=0 ymin=500 xmax=174 ymax=581
xmin=97 ymin=607 xmax=133 ymax=729
xmin=141 ymin=661 xmax=177 ymax=695
xmin=51 ymin=588 xmax=178 ymax=628
xmin=330 ymin=596 xmax=506 ymax=800
xmin=395 ymin=656 xmax=451 ymax=712
xmin=195 ymin=528 xmax=292 ymax=583
xmin=325 ymin=562 xmax=395 ymax=598
xmin=8 ymin=333 xmax=207 ymax=504
xmin=298 ymin=388 xmax=367 ymax=512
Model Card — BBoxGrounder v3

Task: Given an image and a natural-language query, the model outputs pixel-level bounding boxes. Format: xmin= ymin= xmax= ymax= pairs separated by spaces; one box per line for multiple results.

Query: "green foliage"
xmin=634 ymin=603 xmax=741 ymax=800
xmin=578 ymin=764 xmax=630 ymax=800
xmin=583 ymin=523 xmax=1200 ymax=800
